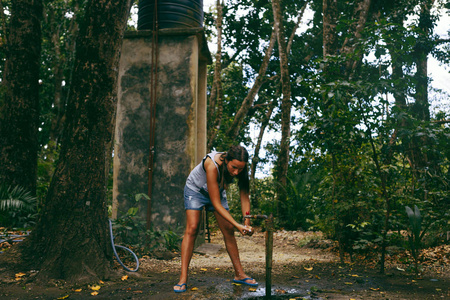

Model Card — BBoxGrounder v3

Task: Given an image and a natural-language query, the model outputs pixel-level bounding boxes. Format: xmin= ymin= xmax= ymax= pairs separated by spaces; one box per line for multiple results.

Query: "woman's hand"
xmin=238 ymin=224 xmax=254 ymax=236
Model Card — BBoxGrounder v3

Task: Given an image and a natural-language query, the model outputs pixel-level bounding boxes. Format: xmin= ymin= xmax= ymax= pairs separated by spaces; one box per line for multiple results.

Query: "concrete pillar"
xmin=113 ymin=28 xmax=211 ymax=235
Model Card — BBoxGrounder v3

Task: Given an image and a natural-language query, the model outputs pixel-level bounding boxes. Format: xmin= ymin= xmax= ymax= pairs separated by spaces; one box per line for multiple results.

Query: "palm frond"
xmin=0 ymin=185 xmax=37 ymax=212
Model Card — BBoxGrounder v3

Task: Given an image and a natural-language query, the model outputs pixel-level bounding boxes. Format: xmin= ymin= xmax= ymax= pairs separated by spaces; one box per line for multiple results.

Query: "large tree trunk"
xmin=21 ymin=0 xmax=132 ymax=283
xmin=412 ymin=0 xmax=434 ymax=122
xmin=0 ymin=0 xmax=42 ymax=194
xmin=272 ymin=0 xmax=292 ymax=218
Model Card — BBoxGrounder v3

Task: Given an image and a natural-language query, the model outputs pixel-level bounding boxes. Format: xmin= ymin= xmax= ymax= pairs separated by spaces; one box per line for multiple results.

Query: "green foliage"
xmin=1 ymin=0 xmax=448 ymax=273
xmin=111 ymin=193 xmax=181 ymax=254
xmin=36 ymin=140 xmax=59 ymax=207
xmin=294 ymin=34 xmax=449 ymax=263
xmin=405 ymin=205 xmax=426 ymax=276
xmin=0 ymin=185 xmax=37 ymax=229
xmin=226 ymin=177 xmax=277 ymax=228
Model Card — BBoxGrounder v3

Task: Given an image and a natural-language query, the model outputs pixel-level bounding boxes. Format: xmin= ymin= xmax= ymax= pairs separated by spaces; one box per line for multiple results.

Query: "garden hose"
xmin=109 ymin=219 xmax=139 ymax=272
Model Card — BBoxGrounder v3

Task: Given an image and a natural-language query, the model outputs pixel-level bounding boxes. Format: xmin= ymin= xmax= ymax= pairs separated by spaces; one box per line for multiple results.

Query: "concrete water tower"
xmin=112 ymin=0 xmax=212 ymax=238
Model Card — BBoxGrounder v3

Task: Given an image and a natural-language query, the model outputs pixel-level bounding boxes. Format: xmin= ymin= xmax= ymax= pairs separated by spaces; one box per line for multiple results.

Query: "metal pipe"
xmin=265 ymin=215 xmax=273 ymax=298
xmin=147 ymin=0 xmax=159 ymax=231
xmin=244 ymin=214 xmax=274 ymax=298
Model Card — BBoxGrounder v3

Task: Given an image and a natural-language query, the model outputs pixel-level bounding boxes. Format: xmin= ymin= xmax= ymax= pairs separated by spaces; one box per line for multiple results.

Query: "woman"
xmin=173 ymin=145 xmax=257 ymax=293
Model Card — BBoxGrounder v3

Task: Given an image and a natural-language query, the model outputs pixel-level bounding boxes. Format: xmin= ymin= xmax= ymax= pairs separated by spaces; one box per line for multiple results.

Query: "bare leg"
xmin=214 ymin=211 xmax=257 ymax=285
xmin=174 ymin=209 xmax=201 ymax=291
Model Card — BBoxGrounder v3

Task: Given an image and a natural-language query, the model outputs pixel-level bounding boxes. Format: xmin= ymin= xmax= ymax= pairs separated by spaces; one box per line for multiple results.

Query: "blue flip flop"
xmin=233 ymin=277 xmax=258 ymax=287
xmin=174 ymin=283 xmax=187 ymax=293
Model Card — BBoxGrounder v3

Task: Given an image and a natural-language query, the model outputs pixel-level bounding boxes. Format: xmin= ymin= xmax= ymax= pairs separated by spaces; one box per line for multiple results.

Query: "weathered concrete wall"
xmin=113 ymin=29 xmax=211 ymax=233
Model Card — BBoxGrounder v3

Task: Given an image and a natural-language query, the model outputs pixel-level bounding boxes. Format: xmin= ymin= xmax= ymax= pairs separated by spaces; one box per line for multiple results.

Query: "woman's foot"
xmin=233 ymin=277 xmax=258 ymax=287
xmin=173 ymin=283 xmax=187 ymax=293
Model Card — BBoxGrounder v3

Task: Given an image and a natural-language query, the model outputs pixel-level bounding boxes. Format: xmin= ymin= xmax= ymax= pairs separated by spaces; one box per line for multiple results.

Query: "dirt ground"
xmin=1 ymin=229 xmax=449 ymax=299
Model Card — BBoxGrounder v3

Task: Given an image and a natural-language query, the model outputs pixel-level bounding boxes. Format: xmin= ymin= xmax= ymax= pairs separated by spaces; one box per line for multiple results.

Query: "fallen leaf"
xmin=134 ymin=290 xmax=143 ymax=293
xmin=351 ymin=274 xmax=359 ymax=277
xmin=370 ymin=287 xmax=380 ymax=291
xmin=74 ymin=289 xmax=82 ymax=292
xmin=304 ymin=267 xmax=313 ymax=271
xmin=436 ymin=289 xmax=442 ymax=292
xmin=233 ymin=282 xmax=241 ymax=286
xmin=249 ymin=287 xmax=257 ymax=292
xmin=57 ymin=295 xmax=69 ymax=300
xmin=291 ymin=275 xmax=300 ymax=279
xmin=161 ymin=269 xmax=169 ymax=273
xmin=200 ymin=268 xmax=207 ymax=271
xmin=91 ymin=291 xmax=98 ymax=296
xmin=275 ymin=289 xmax=286 ymax=294
xmin=15 ymin=272 xmax=26 ymax=277
xmin=344 ymin=282 xmax=353 ymax=285
xmin=190 ymin=287 xmax=198 ymax=291
xmin=99 ymin=280 xmax=104 ymax=284
xmin=121 ymin=275 xmax=128 ymax=281
xmin=215 ymin=268 xmax=220 ymax=270
xmin=90 ymin=285 xmax=101 ymax=291
xmin=396 ymin=267 xmax=405 ymax=272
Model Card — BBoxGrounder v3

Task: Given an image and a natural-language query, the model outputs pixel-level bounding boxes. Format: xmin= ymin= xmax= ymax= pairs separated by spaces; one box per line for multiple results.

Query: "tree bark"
xmin=250 ymin=2 xmax=307 ymax=182
xmin=323 ymin=0 xmax=338 ymax=58
xmin=412 ymin=0 xmax=435 ymax=122
xmin=272 ymin=0 xmax=292 ymax=217
xmin=0 ymin=0 xmax=42 ymax=194
xmin=207 ymin=0 xmax=224 ymax=150
xmin=340 ymin=0 xmax=372 ymax=78
xmin=21 ymin=0 xmax=132 ymax=282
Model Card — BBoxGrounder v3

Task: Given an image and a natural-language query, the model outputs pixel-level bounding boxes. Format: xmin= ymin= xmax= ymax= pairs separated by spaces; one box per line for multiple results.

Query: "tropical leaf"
xmin=0 ymin=185 xmax=37 ymax=212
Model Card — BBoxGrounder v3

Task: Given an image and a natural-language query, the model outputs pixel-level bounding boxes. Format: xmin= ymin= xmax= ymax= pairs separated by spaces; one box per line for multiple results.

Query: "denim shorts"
xmin=184 ymin=185 xmax=229 ymax=211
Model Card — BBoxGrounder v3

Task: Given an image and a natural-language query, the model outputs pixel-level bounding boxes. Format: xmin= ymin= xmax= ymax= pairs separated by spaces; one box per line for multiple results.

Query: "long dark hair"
xmin=220 ymin=145 xmax=250 ymax=193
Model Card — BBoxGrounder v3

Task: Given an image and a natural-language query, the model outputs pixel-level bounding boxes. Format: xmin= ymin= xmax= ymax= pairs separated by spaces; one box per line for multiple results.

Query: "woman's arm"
xmin=240 ymin=189 xmax=251 ymax=226
xmin=204 ymin=158 xmax=247 ymax=235
xmin=240 ymin=189 xmax=254 ymax=235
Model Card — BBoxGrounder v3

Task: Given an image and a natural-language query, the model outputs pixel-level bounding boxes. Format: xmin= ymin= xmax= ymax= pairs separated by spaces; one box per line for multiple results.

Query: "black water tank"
xmin=138 ymin=0 xmax=203 ymax=30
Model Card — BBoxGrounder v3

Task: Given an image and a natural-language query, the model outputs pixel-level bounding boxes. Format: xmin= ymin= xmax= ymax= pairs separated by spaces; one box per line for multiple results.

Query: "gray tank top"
xmin=185 ymin=151 xmax=223 ymax=196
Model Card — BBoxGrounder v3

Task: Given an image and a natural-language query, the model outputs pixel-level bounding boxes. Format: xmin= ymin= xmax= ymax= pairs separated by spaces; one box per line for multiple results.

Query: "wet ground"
xmin=1 ymin=229 xmax=449 ymax=299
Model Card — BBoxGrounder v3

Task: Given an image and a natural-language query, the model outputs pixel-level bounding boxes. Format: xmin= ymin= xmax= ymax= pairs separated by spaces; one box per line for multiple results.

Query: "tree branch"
xmin=226 ymin=23 xmax=277 ymax=139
